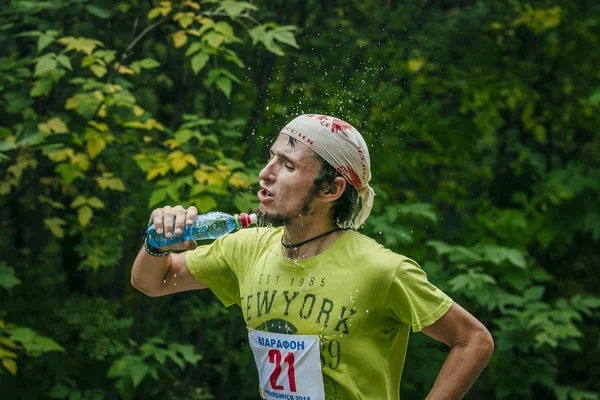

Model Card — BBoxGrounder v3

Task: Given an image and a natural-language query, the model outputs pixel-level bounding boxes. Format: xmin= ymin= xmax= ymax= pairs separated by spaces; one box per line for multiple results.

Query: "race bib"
xmin=248 ymin=328 xmax=325 ymax=400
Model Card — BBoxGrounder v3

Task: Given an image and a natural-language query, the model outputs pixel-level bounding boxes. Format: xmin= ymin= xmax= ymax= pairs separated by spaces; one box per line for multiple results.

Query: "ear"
xmin=320 ymin=177 xmax=346 ymax=203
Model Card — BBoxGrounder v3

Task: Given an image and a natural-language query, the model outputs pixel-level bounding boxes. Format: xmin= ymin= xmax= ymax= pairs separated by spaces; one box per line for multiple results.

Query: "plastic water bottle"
xmin=146 ymin=211 xmax=257 ymax=248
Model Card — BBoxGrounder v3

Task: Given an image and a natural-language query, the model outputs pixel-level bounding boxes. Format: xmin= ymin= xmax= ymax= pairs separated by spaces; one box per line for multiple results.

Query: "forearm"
xmin=131 ymin=247 xmax=172 ymax=296
xmin=426 ymin=332 xmax=494 ymax=400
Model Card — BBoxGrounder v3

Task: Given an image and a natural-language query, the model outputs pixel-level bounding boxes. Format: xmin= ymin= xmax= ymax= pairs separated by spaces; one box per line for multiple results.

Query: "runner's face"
xmin=257 ymin=135 xmax=321 ymax=225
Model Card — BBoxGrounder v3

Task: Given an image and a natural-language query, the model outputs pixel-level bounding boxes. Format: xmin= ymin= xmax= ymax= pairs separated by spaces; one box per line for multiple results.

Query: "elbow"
xmin=130 ymin=274 xmax=161 ymax=297
xmin=477 ymin=326 xmax=495 ymax=361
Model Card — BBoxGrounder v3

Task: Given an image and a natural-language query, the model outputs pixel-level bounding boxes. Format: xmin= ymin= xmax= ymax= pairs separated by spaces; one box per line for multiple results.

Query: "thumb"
xmin=183 ymin=240 xmax=197 ymax=250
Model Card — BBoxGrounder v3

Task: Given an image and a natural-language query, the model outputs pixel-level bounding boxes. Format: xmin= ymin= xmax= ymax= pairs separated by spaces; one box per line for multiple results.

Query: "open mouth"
xmin=258 ymin=188 xmax=274 ymax=201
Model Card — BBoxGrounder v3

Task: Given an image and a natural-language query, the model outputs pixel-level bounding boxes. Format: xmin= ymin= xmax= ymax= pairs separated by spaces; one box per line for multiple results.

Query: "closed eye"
xmin=269 ymin=150 xmax=295 ymax=170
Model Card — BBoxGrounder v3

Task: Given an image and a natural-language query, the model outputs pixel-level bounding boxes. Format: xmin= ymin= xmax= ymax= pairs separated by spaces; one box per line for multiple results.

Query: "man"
xmin=131 ymin=114 xmax=494 ymax=400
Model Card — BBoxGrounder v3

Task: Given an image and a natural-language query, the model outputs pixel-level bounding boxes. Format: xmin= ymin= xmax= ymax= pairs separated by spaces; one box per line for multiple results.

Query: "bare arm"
xmin=131 ymin=205 xmax=208 ymax=297
xmin=421 ymin=302 xmax=494 ymax=400
xmin=131 ymin=248 xmax=207 ymax=296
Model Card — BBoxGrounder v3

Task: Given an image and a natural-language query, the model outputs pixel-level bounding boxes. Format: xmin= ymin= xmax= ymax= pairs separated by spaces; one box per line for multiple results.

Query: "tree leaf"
xmin=524 ymin=286 xmax=545 ymax=301
xmin=90 ymin=64 xmax=107 ymax=77
xmin=234 ymin=193 xmax=259 ymax=212
xmin=85 ymin=5 xmax=114 ymax=19
xmin=167 ymin=353 xmax=184 ymax=369
xmin=589 ymin=90 xmax=600 ymax=105
xmin=216 ymin=0 xmax=257 ymax=18
xmin=30 ymin=79 xmax=54 ymax=97
xmin=426 ymin=240 xmax=454 ymax=255
xmin=56 ymin=55 xmax=72 ymax=70
xmin=131 ymin=363 xmax=149 ymax=387
xmin=0 ymin=264 xmax=21 ymax=290
xmin=35 ymin=57 xmax=57 ymax=77
xmin=2 ymin=358 xmax=17 ymax=375
xmin=215 ymin=77 xmax=232 ymax=99
xmin=172 ymin=31 xmax=188 ymax=48
xmin=87 ymin=197 xmax=105 ymax=209
xmin=273 ymin=28 xmax=299 ymax=48
xmin=178 ymin=15 xmax=194 ymax=29
xmin=148 ymin=188 xmax=167 ymax=208
xmin=139 ymin=58 xmax=160 ymax=69
xmin=96 ymin=174 xmax=125 ymax=191
xmin=47 ymin=117 xmax=68 ymax=133
xmin=202 ymin=31 xmax=225 ymax=49
xmin=147 ymin=162 xmax=170 ymax=180
xmin=223 ymin=49 xmax=244 ymax=68
xmin=191 ymin=195 xmax=217 ymax=213
xmin=70 ymin=195 xmax=87 ymax=208
xmin=184 ymin=154 xmax=197 ymax=166
xmin=531 ymin=268 xmax=554 ymax=282
xmin=170 ymin=158 xmax=187 ymax=173
xmin=248 ymin=25 xmax=267 ymax=45
xmin=56 ymin=163 xmax=83 ymax=184
xmin=43 ymin=218 xmax=66 ymax=239
xmin=506 ymin=249 xmax=527 ymax=269
xmin=399 ymin=202 xmax=437 ymax=223
xmin=185 ymin=42 xmax=203 ymax=56
xmin=38 ymin=34 xmax=55 ymax=52
xmin=49 ymin=384 xmax=70 ymax=399
xmin=191 ymin=53 xmax=209 ymax=74
xmin=176 ymin=344 xmax=202 ymax=364
xmin=165 ymin=184 xmax=180 ymax=203
xmin=213 ymin=21 xmax=234 ymax=38
xmin=58 ymin=36 xmax=104 ymax=56
xmin=78 ymin=206 xmax=93 ymax=226
xmin=87 ymin=136 xmax=107 ymax=158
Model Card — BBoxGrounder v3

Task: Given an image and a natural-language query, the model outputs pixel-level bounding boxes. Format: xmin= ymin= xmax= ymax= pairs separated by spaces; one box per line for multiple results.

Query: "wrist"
xmin=143 ymin=235 xmax=172 ymax=257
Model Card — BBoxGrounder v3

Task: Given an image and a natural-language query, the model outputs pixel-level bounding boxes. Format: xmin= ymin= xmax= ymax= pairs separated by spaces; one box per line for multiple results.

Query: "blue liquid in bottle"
xmin=146 ymin=211 xmax=256 ymax=248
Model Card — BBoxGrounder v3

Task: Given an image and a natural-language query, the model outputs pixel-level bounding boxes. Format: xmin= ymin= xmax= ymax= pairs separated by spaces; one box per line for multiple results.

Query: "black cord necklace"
xmin=281 ymin=228 xmax=345 ymax=249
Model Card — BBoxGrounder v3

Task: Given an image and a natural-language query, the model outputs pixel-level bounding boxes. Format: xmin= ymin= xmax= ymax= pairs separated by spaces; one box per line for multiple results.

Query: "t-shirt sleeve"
xmin=384 ymin=258 xmax=453 ymax=332
xmin=185 ymin=234 xmax=240 ymax=307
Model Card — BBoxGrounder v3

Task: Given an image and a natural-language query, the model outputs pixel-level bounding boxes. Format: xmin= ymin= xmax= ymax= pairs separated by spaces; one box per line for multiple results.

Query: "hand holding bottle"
xmin=148 ymin=205 xmax=198 ymax=251
xmin=146 ymin=205 xmax=257 ymax=250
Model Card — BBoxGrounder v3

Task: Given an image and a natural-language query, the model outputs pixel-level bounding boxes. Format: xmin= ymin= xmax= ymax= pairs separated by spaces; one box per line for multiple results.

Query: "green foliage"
xmin=0 ymin=0 xmax=599 ymax=399
xmin=0 ymin=262 xmax=21 ymax=290
xmin=107 ymin=337 xmax=202 ymax=399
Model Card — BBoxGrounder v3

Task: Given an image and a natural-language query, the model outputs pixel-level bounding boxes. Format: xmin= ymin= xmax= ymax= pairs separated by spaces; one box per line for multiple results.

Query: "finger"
xmin=152 ymin=210 xmax=164 ymax=235
xmin=186 ymin=206 xmax=198 ymax=225
xmin=175 ymin=208 xmax=187 ymax=236
xmin=163 ymin=210 xmax=175 ymax=239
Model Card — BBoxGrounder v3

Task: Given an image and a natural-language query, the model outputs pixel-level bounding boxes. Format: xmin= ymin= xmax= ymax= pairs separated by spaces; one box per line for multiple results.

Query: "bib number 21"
xmin=248 ymin=328 xmax=325 ymax=400
xmin=269 ymin=349 xmax=296 ymax=391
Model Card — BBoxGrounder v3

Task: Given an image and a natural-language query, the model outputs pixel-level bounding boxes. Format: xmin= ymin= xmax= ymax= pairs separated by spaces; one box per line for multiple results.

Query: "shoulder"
xmin=337 ymin=230 xmax=409 ymax=271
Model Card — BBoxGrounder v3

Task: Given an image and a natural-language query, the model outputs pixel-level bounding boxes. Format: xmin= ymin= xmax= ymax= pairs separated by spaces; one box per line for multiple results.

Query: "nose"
xmin=258 ymin=158 xmax=276 ymax=183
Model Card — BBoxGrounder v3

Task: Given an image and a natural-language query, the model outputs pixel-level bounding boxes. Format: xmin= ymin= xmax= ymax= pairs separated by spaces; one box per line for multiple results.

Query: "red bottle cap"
xmin=239 ymin=213 xmax=257 ymax=228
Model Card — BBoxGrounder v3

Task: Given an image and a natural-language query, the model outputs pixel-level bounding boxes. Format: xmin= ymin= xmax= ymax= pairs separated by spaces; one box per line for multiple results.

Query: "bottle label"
xmin=248 ymin=328 xmax=325 ymax=400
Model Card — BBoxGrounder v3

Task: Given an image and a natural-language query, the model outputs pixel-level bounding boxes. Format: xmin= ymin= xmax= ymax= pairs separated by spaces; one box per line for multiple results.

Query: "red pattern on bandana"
xmin=336 ymin=166 xmax=362 ymax=190
xmin=331 ymin=119 xmax=353 ymax=134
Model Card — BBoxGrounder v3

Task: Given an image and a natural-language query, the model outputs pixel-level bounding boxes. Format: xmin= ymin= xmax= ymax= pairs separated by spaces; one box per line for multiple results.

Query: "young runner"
xmin=131 ymin=114 xmax=494 ymax=399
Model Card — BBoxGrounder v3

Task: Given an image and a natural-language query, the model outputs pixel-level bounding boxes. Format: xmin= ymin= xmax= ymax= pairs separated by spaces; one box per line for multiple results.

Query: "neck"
xmin=281 ymin=215 xmax=343 ymax=260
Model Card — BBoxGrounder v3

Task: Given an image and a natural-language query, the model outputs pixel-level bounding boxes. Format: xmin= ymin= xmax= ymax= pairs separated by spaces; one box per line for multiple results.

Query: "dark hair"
xmin=286 ymin=136 xmax=359 ymax=227
xmin=312 ymin=155 xmax=359 ymax=228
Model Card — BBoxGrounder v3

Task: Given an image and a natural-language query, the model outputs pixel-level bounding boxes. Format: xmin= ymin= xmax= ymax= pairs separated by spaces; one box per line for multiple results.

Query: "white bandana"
xmin=279 ymin=114 xmax=375 ymax=229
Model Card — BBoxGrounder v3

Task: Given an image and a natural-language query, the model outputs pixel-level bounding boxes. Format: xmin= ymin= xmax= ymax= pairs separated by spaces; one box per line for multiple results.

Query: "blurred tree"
xmin=0 ymin=0 xmax=598 ymax=399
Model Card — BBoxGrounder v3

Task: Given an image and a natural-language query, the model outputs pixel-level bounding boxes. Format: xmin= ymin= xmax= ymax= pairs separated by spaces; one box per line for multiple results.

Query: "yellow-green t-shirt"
xmin=186 ymin=227 xmax=452 ymax=400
